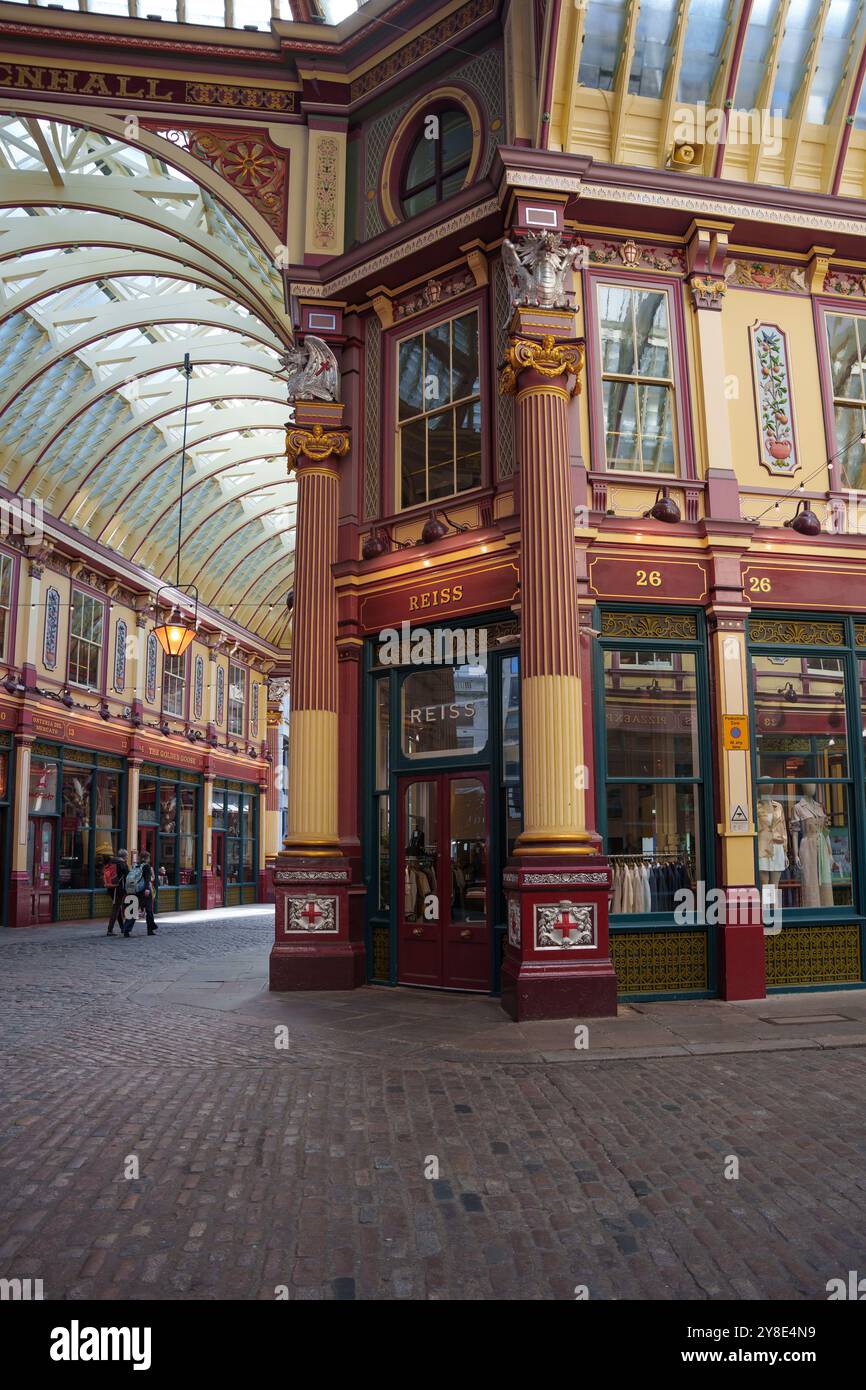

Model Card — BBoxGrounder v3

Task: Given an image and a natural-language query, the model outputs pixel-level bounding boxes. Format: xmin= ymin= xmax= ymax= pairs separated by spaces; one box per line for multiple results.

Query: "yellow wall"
xmin=722 ymin=288 xmax=827 ymax=496
xmin=12 ymin=560 xmax=268 ymax=738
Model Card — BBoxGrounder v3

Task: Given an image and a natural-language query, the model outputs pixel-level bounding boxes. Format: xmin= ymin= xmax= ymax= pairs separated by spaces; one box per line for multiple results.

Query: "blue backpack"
xmin=126 ymin=863 xmax=145 ymax=895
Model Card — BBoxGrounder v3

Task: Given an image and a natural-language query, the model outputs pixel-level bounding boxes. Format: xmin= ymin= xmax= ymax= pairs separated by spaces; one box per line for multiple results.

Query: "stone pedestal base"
xmin=718 ymin=889 xmax=766 ymax=1000
xmin=500 ymin=856 xmax=617 ymax=1020
xmin=7 ymin=873 xmax=32 ymax=928
xmin=269 ymin=854 xmax=364 ymax=991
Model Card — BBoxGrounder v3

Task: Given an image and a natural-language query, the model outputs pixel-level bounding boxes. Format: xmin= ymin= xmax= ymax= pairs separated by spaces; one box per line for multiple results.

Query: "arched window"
xmin=400 ymin=108 xmax=473 ymax=218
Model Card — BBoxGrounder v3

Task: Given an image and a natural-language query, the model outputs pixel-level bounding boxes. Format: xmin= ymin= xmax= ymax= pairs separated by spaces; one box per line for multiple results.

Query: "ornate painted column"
xmin=269 ymin=390 xmax=363 ymax=990
xmin=9 ymin=734 xmax=34 ymax=927
xmin=499 ymin=298 xmax=616 ymax=1019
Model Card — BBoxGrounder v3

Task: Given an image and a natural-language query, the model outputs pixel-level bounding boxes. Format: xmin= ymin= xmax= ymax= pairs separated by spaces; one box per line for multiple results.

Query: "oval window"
xmin=400 ymin=107 xmax=474 ymax=218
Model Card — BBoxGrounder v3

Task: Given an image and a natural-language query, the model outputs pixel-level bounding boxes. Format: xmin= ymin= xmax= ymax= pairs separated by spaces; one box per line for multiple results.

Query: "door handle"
xmin=412 ymin=927 xmax=424 ymax=938
xmin=460 ymin=929 xmax=472 ymax=940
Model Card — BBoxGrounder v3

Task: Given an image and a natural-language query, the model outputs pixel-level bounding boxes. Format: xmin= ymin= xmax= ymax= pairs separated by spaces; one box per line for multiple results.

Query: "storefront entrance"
xmin=212 ymin=831 xmax=225 ymax=902
xmin=398 ymin=771 xmax=490 ymax=990
xmin=27 ymin=816 xmax=54 ymax=923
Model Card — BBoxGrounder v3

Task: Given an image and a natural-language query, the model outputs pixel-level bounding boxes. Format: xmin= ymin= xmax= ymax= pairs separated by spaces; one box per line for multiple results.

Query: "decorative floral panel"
xmin=601 ymin=612 xmax=697 ymax=641
xmin=194 ymin=655 xmax=204 ymax=721
xmin=251 ymin=679 xmax=259 ymax=738
xmin=750 ymin=322 xmax=799 ymax=476
xmin=43 ymin=586 xmax=60 ymax=670
xmin=749 ymin=619 xmax=844 ymax=647
xmin=216 ymin=665 xmax=225 ymax=726
xmin=145 ymin=632 xmax=158 ymax=703
xmin=113 ymin=619 xmax=127 ymax=693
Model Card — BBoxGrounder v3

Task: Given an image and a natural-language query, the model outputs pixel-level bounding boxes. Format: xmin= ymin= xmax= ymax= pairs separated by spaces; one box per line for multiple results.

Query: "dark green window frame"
xmin=592 ymin=606 xmax=715 ymax=946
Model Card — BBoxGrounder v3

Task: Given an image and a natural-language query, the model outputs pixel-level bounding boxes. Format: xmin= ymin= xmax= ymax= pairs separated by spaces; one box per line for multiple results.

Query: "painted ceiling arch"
xmin=0 ymin=112 xmax=296 ymax=644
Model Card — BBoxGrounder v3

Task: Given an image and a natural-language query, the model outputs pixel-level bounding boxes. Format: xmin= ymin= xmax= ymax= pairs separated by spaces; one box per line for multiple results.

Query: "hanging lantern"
xmin=152 ymin=353 xmax=199 ymax=656
xmin=153 ymin=598 xmax=197 ymax=657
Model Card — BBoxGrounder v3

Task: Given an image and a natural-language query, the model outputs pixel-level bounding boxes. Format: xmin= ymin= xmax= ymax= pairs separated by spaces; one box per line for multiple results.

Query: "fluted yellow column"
xmin=501 ymin=334 xmax=595 ymax=857
xmin=282 ymin=423 xmax=348 ymax=857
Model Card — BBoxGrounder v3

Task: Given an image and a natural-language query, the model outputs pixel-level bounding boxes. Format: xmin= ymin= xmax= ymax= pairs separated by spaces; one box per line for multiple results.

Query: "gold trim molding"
xmin=286 ymin=424 xmax=350 ymax=464
xmin=500 ymin=336 xmax=584 ymax=397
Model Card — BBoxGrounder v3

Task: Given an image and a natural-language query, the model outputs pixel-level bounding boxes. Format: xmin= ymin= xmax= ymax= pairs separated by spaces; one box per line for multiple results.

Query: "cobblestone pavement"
xmin=1 ymin=910 xmax=865 ymax=1300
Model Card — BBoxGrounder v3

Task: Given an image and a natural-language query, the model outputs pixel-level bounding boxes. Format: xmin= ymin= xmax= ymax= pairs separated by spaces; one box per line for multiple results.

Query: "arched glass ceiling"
xmin=0 ymin=116 xmax=294 ymax=643
xmin=7 ymin=1 xmax=361 ymax=28
xmin=16 ymin=1 xmax=294 ymax=28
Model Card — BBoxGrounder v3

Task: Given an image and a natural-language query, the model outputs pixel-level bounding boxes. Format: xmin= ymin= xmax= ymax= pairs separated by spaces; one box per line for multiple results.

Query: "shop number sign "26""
xmin=636 ymin=569 xmax=662 ymax=587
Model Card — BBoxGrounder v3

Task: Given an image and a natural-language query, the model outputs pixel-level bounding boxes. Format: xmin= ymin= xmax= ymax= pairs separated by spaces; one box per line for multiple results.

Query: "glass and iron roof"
xmin=561 ymin=0 xmax=866 ymax=189
xmin=0 ymin=117 xmax=294 ymax=646
xmin=4 ymin=0 xmax=358 ymax=26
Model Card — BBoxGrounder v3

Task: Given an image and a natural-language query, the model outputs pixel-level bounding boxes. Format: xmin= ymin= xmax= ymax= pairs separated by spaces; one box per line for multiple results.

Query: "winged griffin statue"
xmin=501 ymin=231 xmax=583 ymax=312
xmin=277 ymin=334 xmax=339 ymax=403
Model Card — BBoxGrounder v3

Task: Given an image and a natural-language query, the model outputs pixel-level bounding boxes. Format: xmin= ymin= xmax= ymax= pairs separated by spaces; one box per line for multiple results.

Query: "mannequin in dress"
xmin=757 ymin=786 xmax=787 ymax=893
xmin=792 ymin=782 xmax=834 ymax=908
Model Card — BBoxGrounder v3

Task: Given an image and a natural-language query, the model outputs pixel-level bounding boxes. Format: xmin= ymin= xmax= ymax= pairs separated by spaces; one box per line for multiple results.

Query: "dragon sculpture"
xmin=501 ymin=231 xmax=583 ymax=313
xmin=277 ymin=334 xmax=339 ymax=403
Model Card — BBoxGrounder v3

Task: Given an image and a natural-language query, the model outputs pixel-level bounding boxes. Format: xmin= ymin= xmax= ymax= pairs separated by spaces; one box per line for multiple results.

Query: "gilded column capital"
xmin=286 ymin=423 xmax=350 ymax=465
xmin=500 ymin=335 xmax=585 ymax=397
xmin=688 ymin=275 xmax=727 ymax=310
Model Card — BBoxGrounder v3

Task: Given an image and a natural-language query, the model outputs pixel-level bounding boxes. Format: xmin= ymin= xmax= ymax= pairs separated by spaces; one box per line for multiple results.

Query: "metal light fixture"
xmin=643 ymin=486 xmax=682 ymax=524
xmin=784 ymin=499 xmax=821 ymax=536
xmin=153 ymin=353 xmax=199 ymax=657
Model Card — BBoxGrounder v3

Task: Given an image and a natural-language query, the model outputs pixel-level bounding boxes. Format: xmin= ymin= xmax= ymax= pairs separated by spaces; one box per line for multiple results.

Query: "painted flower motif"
xmin=221 ymin=142 xmax=279 ymax=191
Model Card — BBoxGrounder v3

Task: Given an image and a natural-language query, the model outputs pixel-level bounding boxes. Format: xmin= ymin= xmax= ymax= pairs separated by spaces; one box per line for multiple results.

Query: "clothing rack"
xmin=609 ymin=851 xmax=691 ymax=862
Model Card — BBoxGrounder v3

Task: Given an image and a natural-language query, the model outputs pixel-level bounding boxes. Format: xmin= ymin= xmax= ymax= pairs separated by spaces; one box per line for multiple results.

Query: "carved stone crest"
xmin=277 ymin=334 xmax=339 ymax=402
xmin=508 ymin=896 xmax=521 ymax=948
xmin=284 ymin=895 xmax=338 ymax=934
xmin=535 ymin=900 xmax=596 ymax=950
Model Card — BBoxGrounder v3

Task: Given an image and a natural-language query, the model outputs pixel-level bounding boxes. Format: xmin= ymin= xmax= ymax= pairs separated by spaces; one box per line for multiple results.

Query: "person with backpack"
xmin=132 ymin=850 xmax=158 ymax=937
xmin=120 ymin=855 xmax=146 ymax=937
xmin=104 ymin=848 xmax=129 ymax=936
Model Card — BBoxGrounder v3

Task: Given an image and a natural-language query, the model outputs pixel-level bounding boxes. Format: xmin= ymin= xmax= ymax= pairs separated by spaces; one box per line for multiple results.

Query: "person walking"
xmin=134 ymin=850 xmax=159 ymax=937
xmin=105 ymin=848 xmax=129 ymax=936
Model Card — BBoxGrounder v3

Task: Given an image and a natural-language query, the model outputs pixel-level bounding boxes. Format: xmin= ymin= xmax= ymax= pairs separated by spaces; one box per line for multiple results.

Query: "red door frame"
xmin=211 ymin=830 xmax=226 ymax=906
xmin=396 ymin=770 xmax=490 ymax=991
xmin=28 ymin=816 xmax=55 ymax=923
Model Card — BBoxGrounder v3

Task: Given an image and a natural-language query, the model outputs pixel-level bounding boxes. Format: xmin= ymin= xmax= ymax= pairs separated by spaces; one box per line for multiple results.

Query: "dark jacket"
xmin=140 ymin=862 xmax=154 ymax=896
xmin=108 ymin=855 xmax=128 ymax=902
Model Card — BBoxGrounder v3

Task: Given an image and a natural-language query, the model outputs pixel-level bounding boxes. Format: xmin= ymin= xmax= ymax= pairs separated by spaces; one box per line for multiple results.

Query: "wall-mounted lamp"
xmin=784 ymin=500 xmax=821 ymax=536
xmin=643 ymin=487 xmax=681 ymax=524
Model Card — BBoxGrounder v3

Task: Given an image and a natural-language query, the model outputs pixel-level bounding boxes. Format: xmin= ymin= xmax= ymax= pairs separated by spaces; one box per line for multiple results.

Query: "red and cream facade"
xmin=3 ymin=1 xmax=866 ymax=1012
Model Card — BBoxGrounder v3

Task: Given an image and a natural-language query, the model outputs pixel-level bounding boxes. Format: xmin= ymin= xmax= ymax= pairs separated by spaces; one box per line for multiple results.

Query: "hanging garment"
xmin=613 ymin=864 xmax=623 ymax=915
xmin=641 ymin=864 xmax=652 ymax=913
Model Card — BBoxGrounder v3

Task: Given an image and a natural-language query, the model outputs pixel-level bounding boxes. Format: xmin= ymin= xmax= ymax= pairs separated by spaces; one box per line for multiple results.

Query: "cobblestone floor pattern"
xmin=1 ymin=911 xmax=865 ymax=1300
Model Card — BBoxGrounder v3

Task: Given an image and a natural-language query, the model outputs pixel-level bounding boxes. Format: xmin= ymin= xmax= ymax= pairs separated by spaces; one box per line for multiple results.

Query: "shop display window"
xmin=599 ymin=628 xmax=706 ymax=917
xmin=212 ymin=779 xmax=258 ymax=890
xmin=138 ymin=768 xmax=202 ymax=903
xmin=752 ymin=652 xmax=853 ymax=907
xmin=29 ymin=760 xmax=59 ymax=814
xmin=401 ymin=664 xmax=488 ymax=758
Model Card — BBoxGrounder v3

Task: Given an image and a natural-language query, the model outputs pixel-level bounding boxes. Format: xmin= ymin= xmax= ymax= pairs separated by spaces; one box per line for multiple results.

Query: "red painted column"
xmin=499 ymin=323 xmax=616 ymax=1019
xmin=269 ymin=402 xmax=364 ymax=990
